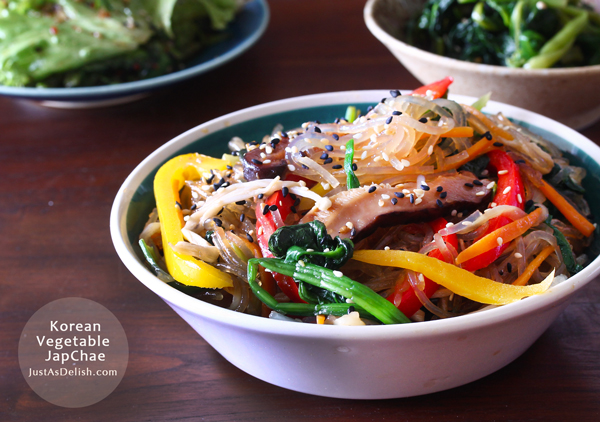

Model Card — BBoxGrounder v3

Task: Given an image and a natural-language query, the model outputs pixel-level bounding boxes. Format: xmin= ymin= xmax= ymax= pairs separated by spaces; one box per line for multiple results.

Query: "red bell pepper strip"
xmin=386 ymin=218 xmax=458 ymax=318
xmin=411 ymin=76 xmax=454 ymax=99
xmin=255 ymin=190 xmax=306 ymax=303
xmin=461 ymin=150 xmax=525 ymax=272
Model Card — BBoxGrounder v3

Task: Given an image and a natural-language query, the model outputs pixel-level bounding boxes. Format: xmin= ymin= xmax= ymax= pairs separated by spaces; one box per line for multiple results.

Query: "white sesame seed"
xmin=299 ymin=180 xmax=306 ymax=187
xmin=259 ymin=144 xmax=266 ymax=150
xmin=413 ymin=188 xmax=424 ymax=196
xmin=333 ymin=270 xmax=344 ymax=278
xmin=382 ymin=152 xmax=390 ymax=161
xmin=415 ymin=198 xmax=422 ymax=205
xmin=384 ymin=246 xmax=390 ymax=251
xmin=498 ymin=170 xmax=508 ymax=175
xmin=446 ymin=222 xmax=454 ymax=228
xmin=451 ymin=209 xmax=457 ymax=216
xmin=427 ymin=145 xmax=434 ymax=156
xmin=298 ymin=260 xmax=305 ymax=267
xmin=323 ymin=248 xmax=330 ymax=252
xmin=378 ymin=199 xmax=385 ymax=207
xmin=288 ymin=164 xmax=296 ymax=171
xmin=481 ymin=169 xmax=489 ymax=176
xmin=346 ymin=222 xmax=354 ymax=229
xmin=291 ymin=146 xmax=299 ymax=154
xmin=361 ymin=150 xmax=368 ymax=160
xmin=462 ymin=221 xmax=473 ymax=226
xmin=503 ymin=186 xmax=511 ymax=195
xmin=515 ymin=253 xmax=523 ymax=259
xmin=497 ymin=237 xmax=504 ymax=246
xmin=418 ymin=273 xmax=425 ymax=282
xmin=381 ymin=194 xmax=390 ymax=200
xmin=202 ymin=185 xmax=212 ymax=191
xmin=340 ymin=145 xmax=346 ymax=150
xmin=354 ymin=133 xmax=363 ymax=140
xmin=263 ymin=159 xmax=272 ymax=164
xmin=183 ymin=215 xmax=189 ymax=221
xmin=265 ymin=146 xmax=273 ymax=154
xmin=402 ymin=189 xmax=410 ymax=194
xmin=258 ymin=226 xmax=263 ymax=236
xmin=518 ymin=194 xmax=522 ymax=203
xmin=401 ymin=159 xmax=410 ymax=167
xmin=374 ymin=156 xmax=382 ymax=162
xmin=476 ymin=191 xmax=485 ymax=196
xmin=487 ymin=182 xmax=495 ymax=189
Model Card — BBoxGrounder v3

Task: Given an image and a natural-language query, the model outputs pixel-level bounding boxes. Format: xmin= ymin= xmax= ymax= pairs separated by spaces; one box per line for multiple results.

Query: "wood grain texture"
xmin=1 ymin=0 xmax=599 ymax=420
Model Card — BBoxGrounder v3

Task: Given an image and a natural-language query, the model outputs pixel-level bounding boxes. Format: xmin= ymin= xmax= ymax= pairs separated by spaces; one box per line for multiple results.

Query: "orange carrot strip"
xmin=316 ymin=315 xmax=326 ymax=325
xmin=512 ymin=245 xmax=555 ymax=286
xmin=463 ymin=105 xmax=514 ymax=141
xmin=419 ymin=126 xmax=474 ymax=141
xmin=539 ymin=180 xmax=595 ymax=237
xmin=456 ymin=207 xmax=545 ymax=265
xmin=437 ymin=139 xmax=499 ymax=172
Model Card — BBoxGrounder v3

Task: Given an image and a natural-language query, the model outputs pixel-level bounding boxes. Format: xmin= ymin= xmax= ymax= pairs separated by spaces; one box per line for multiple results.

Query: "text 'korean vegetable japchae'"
xmin=140 ymin=77 xmax=595 ymax=325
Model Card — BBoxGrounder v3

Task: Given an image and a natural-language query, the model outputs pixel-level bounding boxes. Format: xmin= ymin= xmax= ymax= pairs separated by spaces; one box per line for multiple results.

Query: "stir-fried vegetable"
xmin=407 ymin=0 xmax=600 ymax=68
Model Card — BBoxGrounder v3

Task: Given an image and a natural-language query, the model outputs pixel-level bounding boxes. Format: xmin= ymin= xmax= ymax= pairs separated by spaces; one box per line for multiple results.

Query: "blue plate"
xmin=0 ymin=0 xmax=269 ymax=107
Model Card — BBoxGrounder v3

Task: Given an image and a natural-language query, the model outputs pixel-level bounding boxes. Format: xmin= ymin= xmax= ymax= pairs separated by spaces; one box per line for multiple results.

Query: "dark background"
xmin=1 ymin=0 xmax=599 ymax=420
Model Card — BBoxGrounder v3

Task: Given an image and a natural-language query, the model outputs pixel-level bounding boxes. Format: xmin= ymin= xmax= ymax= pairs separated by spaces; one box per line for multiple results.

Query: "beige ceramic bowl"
xmin=364 ymin=0 xmax=600 ymax=129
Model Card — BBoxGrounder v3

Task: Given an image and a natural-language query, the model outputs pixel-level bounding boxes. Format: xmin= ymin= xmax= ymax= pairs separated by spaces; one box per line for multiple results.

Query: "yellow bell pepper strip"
xmin=154 ymin=153 xmax=233 ymax=289
xmin=455 ymin=207 xmax=545 ymax=265
xmin=538 ymin=179 xmax=595 ymax=237
xmin=353 ymin=250 xmax=554 ymax=305
xmin=512 ymin=245 xmax=556 ymax=287
xmin=419 ymin=126 xmax=474 ymax=141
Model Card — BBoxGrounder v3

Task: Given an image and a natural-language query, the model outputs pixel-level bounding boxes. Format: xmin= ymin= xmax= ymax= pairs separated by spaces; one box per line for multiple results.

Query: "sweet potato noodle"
xmin=140 ymin=84 xmax=594 ymax=325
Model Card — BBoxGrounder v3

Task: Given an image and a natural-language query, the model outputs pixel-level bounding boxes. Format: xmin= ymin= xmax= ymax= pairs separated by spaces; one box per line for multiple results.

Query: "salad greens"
xmin=0 ymin=0 xmax=240 ymax=87
xmin=406 ymin=0 xmax=600 ymax=68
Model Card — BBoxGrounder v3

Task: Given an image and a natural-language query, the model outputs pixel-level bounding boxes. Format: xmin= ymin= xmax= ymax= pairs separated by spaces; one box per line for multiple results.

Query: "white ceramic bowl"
xmin=110 ymin=90 xmax=600 ymax=399
xmin=364 ymin=0 xmax=600 ymax=130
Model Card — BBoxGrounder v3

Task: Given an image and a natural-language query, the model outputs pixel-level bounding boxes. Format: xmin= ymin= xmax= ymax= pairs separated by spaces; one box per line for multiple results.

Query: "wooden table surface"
xmin=2 ymin=1 xmax=600 ymax=420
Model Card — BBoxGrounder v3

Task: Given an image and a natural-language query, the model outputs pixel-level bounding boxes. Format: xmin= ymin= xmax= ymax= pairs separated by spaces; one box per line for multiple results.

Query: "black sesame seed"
xmin=525 ymin=199 xmax=534 ymax=209
xmin=290 ymin=206 xmax=297 ymax=214
xmin=207 ymin=174 xmax=215 ymax=184
xmin=269 ymin=204 xmax=278 ymax=212
xmin=249 ymin=140 xmax=259 ymax=146
xmin=436 ymin=186 xmax=443 ymax=192
xmin=325 ymin=144 xmax=334 ymax=151
xmin=332 ymin=164 xmax=343 ymax=169
xmin=213 ymin=218 xmax=222 ymax=227
xmin=246 ymin=233 xmax=254 ymax=243
xmin=473 ymin=180 xmax=483 ymax=186
xmin=493 ymin=142 xmax=504 ymax=147
xmin=515 ymin=159 xmax=526 ymax=164
xmin=289 ymin=193 xmax=297 ymax=201
xmin=348 ymin=306 xmax=355 ymax=314
xmin=464 ymin=182 xmax=474 ymax=188
xmin=251 ymin=158 xmax=263 ymax=165
xmin=235 ymin=200 xmax=246 ymax=205
xmin=440 ymin=191 xmax=448 ymax=199
xmin=324 ymin=157 xmax=333 ymax=165
xmin=421 ymin=185 xmax=430 ymax=191
xmin=282 ymin=186 xmax=289 ymax=197
xmin=394 ymin=192 xmax=405 ymax=198
xmin=507 ymin=263 xmax=513 ymax=273
xmin=367 ymin=106 xmax=374 ymax=113
xmin=175 ymin=201 xmax=182 ymax=209
xmin=239 ymin=213 xmax=245 ymax=222
xmin=262 ymin=204 xmax=270 ymax=215
xmin=391 ymin=198 xmax=398 ymax=205
xmin=350 ymin=227 xmax=357 ymax=237
xmin=294 ymin=197 xmax=301 ymax=207
xmin=190 ymin=203 xmax=197 ymax=211
xmin=352 ymin=163 xmax=358 ymax=171
xmin=226 ymin=165 xmax=233 ymax=170
xmin=390 ymin=90 xmax=400 ymax=98
xmin=258 ymin=193 xmax=264 ymax=199
xmin=419 ymin=117 xmax=428 ymax=123
xmin=314 ymin=126 xmax=322 ymax=133
xmin=320 ymin=152 xmax=329 ymax=160
xmin=436 ymin=199 xmax=443 ymax=207
xmin=499 ymin=270 xmax=504 ymax=276
xmin=483 ymin=131 xmax=492 ymax=140
xmin=386 ymin=116 xmax=393 ymax=125
xmin=217 ymin=207 xmax=224 ymax=216
xmin=302 ymin=164 xmax=309 ymax=169
xmin=392 ymin=111 xmax=402 ymax=116
xmin=232 ymin=151 xmax=239 ymax=156
xmin=271 ymin=138 xmax=280 ymax=145
xmin=334 ymin=117 xmax=341 ymax=124
xmin=332 ymin=134 xmax=339 ymax=141
xmin=381 ymin=98 xmax=387 ymax=103
xmin=368 ymin=186 xmax=377 ymax=193
xmin=410 ymin=193 xmax=415 ymax=204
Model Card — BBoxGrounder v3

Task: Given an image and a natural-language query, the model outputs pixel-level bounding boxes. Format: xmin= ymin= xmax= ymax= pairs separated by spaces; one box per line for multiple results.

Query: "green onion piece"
xmin=139 ymin=239 xmax=175 ymax=283
xmin=345 ymin=139 xmax=360 ymax=190
xmin=345 ymin=106 xmax=357 ymax=122
xmin=471 ymin=92 xmax=491 ymax=111
xmin=248 ymin=258 xmax=411 ymax=324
